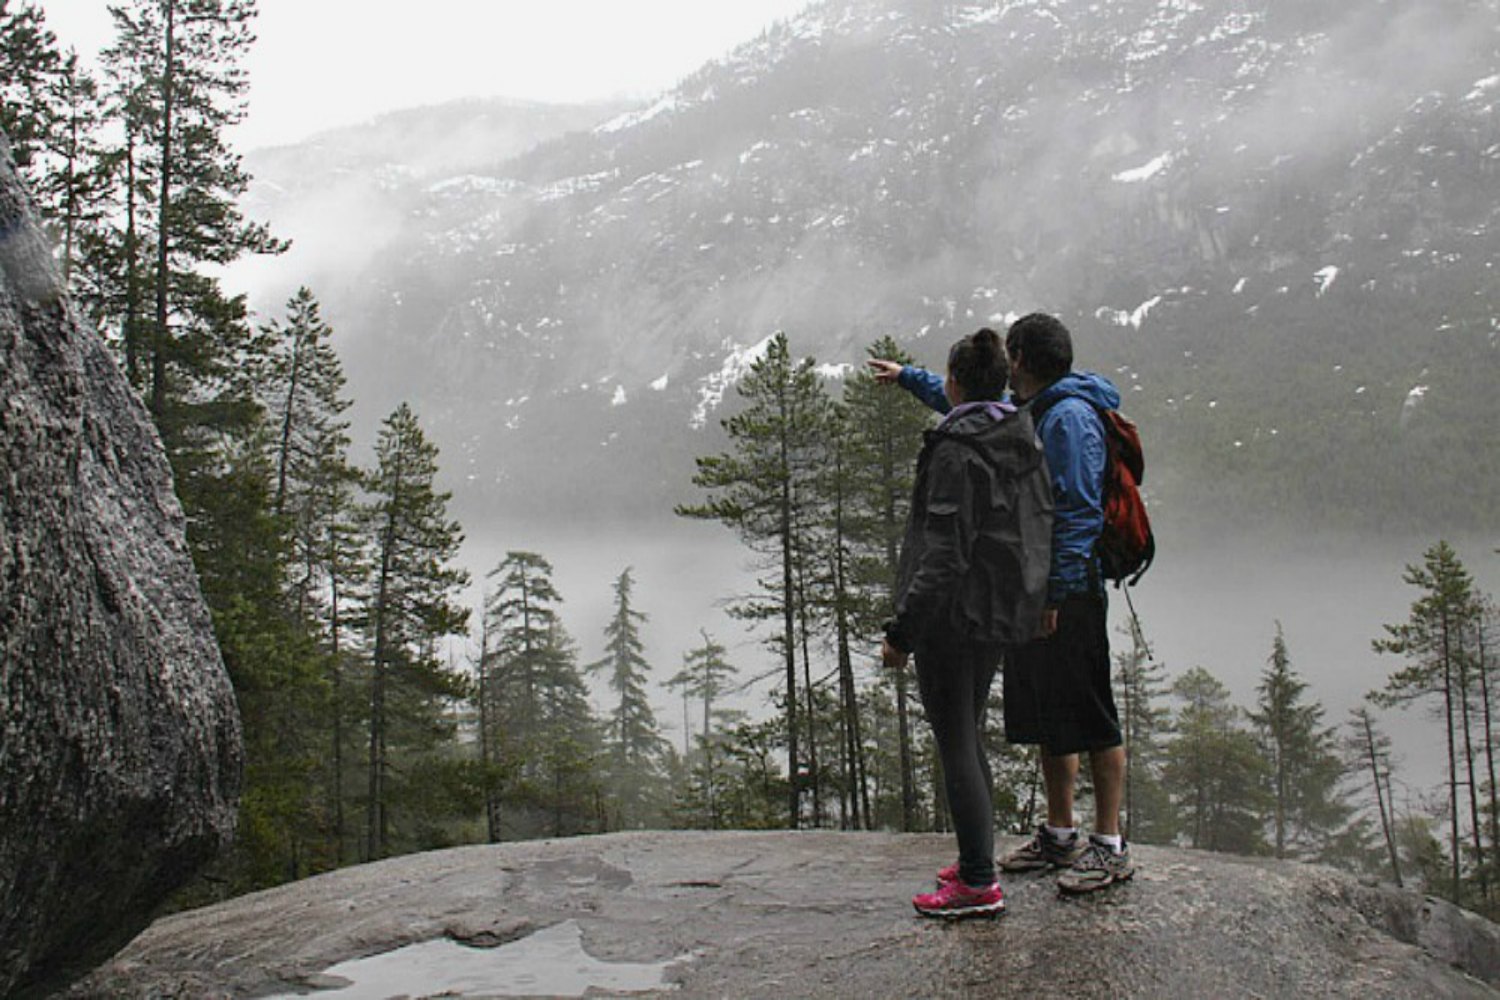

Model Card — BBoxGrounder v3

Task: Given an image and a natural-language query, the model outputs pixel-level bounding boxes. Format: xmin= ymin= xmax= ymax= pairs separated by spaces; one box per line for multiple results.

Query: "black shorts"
xmin=1002 ymin=594 xmax=1122 ymax=755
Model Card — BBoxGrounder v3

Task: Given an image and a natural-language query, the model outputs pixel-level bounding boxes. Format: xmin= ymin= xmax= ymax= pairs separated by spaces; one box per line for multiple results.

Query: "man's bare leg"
xmin=1089 ymin=745 xmax=1126 ymax=838
xmin=1041 ymin=751 xmax=1078 ymax=828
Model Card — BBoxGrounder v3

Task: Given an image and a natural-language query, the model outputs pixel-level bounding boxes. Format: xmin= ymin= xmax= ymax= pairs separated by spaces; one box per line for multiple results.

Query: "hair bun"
xmin=972 ymin=327 xmax=1001 ymax=360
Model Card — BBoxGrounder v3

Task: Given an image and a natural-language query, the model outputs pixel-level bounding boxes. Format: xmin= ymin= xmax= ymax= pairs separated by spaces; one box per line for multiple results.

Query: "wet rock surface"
xmin=71 ymin=831 xmax=1500 ymax=999
xmin=0 ymin=133 xmax=242 ymax=999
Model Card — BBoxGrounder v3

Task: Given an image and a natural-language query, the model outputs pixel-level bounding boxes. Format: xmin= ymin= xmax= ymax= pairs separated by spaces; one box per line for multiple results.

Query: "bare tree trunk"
xmin=1442 ymin=606 xmax=1461 ymax=901
xmin=150 ymin=0 xmax=175 ymax=420
xmin=796 ymin=562 xmax=821 ymax=827
xmin=1361 ymin=711 xmax=1402 ymax=888
xmin=881 ymin=437 xmax=916 ymax=832
xmin=780 ymin=427 xmax=800 ymax=829
xmin=123 ymin=122 xmax=140 ymax=386
xmin=366 ymin=455 xmax=402 ymax=862
xmin=1478 ymin=614 xmax=1499 ymax=878
xmin=478 ymin=605 xmax=500 ymax=844
xmin=329 ymin=530 xmax=345 ymax=865
xmin=1459 ymin=643 xmax=1488 ymax=902
xmin=274 ymin=329 xmax=306 ymax=515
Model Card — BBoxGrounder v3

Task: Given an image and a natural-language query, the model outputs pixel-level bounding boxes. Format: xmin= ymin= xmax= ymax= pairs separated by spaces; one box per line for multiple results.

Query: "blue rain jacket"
xmin=895 ymin=365 xmax=1120 ymax=602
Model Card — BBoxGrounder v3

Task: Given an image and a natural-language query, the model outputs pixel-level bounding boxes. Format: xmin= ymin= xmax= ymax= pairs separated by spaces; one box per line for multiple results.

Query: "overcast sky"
xmin=40 ymin=1 xmax=812 ymax=149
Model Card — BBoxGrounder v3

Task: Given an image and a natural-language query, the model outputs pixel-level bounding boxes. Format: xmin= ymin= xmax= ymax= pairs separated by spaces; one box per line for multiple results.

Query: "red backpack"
xmin=1095 ymin=408 xmax=1155 ymax=587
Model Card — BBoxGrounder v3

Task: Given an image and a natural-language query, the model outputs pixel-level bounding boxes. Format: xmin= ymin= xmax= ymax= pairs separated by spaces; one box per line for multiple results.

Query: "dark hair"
xmin=947 ymin=327 xmax=1009 ymax=401
xmin=1005 ymin=313 xmax=1074 ymax=382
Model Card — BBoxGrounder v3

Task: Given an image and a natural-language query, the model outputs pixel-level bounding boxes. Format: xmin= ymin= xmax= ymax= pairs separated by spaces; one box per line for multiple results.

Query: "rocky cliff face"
xmin=67 ymin=831 xmax=1500 ymax=999
xmin=0 ymin=134 xmax=243 ymax=999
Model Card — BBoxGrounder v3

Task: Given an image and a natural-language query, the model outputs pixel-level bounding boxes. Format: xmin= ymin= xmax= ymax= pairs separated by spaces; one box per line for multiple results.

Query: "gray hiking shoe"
xmin=999 ymin=825 xmax=1084 ymax=873
xmin=1056 ymin=835 xmax=1135 ymax=894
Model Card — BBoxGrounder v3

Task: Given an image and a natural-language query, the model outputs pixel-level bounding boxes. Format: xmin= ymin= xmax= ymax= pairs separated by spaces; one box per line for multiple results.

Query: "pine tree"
xmin=535 ymin=622 xmax=601 ymax=838
xmin=841 ymin=336 xmax=934 ymax=831
xmin=188 ymin=426 xmax=328 ymax=890
xmin=1113 ymin=621 xmax=1175 ymax=844
xmin=0 ymin=1 xmax=64 ymax=174
xmin=807 ymin=396 xmax=877 ymax=830
xmin=716 ymin=717 xmax=786 ymax=830
xmin=359 ymin=403 xmax=470 ymax=860
xmin=1165 ymin=667 xmax=1270 ymax=855
xmin=33 ymin=52 xmax=110 ymax=286
xmin=485 ymin=551 xmax=564 ymax=761
xmin=484 ymin=552 xmax=599 ymax=837
xmin=677 ymin=332 xmax=831 ymax=828
xmin=248 ymin=287 xmax=361 ymax=863
xmin=1374 ymin=541 xmax=1481 ymax=903
xmin=320 ymin=478 xmax=366 ymax=865
xmin=667 ymin=631 xmax=743 ymax=828
xmin=102 ymin=0 xmax=283 ymax=433
xmin=586 ymin=568 xmax=669 ymax=828
xmin=1249 ymin=624 xmax=1351 ymax=861
xmin=94 ymin=15 xmax=156 ymax=385
xmin=252 ymin=288 xmax=356 ymax=615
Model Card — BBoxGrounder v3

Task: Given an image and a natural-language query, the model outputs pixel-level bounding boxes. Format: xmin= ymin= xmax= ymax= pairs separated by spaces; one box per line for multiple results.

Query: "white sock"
xmin=1045 ymin=824 xmax=1076 ymax=841
xmin=1093 ymin=833 xmax=1123 ymax=852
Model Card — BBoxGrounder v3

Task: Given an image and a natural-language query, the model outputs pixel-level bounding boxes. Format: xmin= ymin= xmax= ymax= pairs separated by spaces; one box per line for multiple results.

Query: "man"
xmin=869 ymin=312 xmax=1133 ymax=894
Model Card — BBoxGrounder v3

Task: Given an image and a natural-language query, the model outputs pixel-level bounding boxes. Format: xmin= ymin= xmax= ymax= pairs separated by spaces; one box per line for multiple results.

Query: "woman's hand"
xmin=866 ymin=359 xmax=902 ymax=384
xmin=881 ymin=637 xmax=909 ymax=671
xmin=1040 ymin=607 xmax=1059 ymax=638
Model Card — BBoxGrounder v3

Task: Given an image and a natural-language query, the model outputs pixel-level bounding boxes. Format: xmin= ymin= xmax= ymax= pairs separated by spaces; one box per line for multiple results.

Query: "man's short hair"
xmin=1005 ymin=313 xmax=1074 ymax=382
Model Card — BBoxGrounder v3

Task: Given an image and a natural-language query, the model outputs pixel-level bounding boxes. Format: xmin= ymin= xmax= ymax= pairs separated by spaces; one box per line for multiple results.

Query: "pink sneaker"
xmin=936 ymin=862 xmax=960 ymax=886
xmin=912 ymin=879 xmax=1005 ymax=919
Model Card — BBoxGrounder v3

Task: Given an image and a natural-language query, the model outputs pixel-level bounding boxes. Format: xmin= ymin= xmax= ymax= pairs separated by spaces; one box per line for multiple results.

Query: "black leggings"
xmin=915 ymin=637 xmax=1002 ymax=886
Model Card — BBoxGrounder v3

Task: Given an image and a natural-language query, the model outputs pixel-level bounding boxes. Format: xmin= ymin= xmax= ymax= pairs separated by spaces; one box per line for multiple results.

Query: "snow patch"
xmin=1400 ymin=384 xmax=1429 ymax=428
xmin=651 ymin=372 xmax=670 ymax=392
xmin=1112 ymin=152 xmax=1174 ymax=183
xmin=1465 ymin=74 xmax=1500 ymax=102
xmin=596 ymin=94 xmax=680 ymax=134
xmin=1314 ymin=266 xmax=1339 ymax=296
xmin=955 ymin=5 xmax=1005 ymax=27
xmin=536 ymin=170 xmax=616 ymax=202
xmin=611 ymin=386 xmax=628 ymax=407
xmin=692 ymin=335 xmax=777 ymax=429
xmin=1095 ymin=296 xmax=1163 ymax=330
xmin=816 ymin=363 xmax=853 ymax=380
xmin=739 ymin=140 xmax=774 ymax=165
xmin=1232 ymin=277 xmax=1247 ymax=294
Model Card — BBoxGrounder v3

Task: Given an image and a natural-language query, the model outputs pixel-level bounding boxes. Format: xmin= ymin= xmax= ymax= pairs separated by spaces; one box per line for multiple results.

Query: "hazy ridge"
xmin=242 ymin=0 xmax=1498 ymax=535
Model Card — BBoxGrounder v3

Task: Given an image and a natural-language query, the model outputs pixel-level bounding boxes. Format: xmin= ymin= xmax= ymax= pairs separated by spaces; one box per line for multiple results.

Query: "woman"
xmin=881 ymin=328 xmax=1052 ymax=918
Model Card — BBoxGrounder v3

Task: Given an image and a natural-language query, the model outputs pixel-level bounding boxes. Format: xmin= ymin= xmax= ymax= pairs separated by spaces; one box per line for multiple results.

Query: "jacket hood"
xmin=1032 ymin=371 xmax=1121 ymax=412
xmin=932 ymin=400 xmax=1028 ymax=466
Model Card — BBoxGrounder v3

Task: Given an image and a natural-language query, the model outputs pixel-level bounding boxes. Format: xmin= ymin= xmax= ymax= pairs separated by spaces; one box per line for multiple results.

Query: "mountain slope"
xmin=313 ymin=0 xmax=1498 ymax=529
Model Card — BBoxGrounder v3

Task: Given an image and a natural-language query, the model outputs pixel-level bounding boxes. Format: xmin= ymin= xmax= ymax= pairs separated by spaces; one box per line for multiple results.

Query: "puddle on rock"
xmin=263 ymin=920 xmax=686 ymax=999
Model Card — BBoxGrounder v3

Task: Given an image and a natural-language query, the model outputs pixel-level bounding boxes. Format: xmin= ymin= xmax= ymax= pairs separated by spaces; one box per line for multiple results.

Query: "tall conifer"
xmin=360 ymin=403 xmax=470 ymax=859
xmin=1249 ymin=624 xmax=1350 ymax=861
xmin=1374 ymin=541 xmax=1481 ymax=902
xmin=678 ymin=332 xmax=830 ymax=828
xmin=841 ymin=337 xmax=933 ymax=831
xmin=587 ymin=568 xmax=668 ymax=828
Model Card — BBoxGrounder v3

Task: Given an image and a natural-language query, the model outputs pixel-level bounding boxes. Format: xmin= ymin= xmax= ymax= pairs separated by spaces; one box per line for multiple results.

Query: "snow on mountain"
xmin=289 ymin=0 xmax=1499 ymax=528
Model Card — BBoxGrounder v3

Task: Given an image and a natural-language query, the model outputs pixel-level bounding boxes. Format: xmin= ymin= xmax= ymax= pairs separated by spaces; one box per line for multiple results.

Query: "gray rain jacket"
xmin=885 ymin=400 xmax=1053 ymax=652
